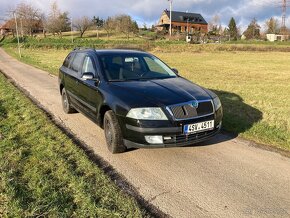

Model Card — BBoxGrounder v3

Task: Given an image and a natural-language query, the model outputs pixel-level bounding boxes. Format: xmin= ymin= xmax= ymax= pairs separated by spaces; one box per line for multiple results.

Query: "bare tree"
xmin=243 ymin=18 xmax=261 ymax=40
xmin=217 ymin=24 xmax=223 ymax=35
xmin=44 ymin=1 xmax=70 ymax=37
xmin=114 ymin=14 xmax=138 ymax=39
xmin=208 ymin=14 xmax=221 ymax=33
xmin=103 ymin=17 xmax=115 ymax=38
xmin=102 ymin=15 xmax=138 ymax=39
xmin=73 ymin=16 xmax=93 ymax=38
xmin=14 ymin=2 xmax=42 ymax=36
xmin=265 ymin=17 xmax=280 ymax=34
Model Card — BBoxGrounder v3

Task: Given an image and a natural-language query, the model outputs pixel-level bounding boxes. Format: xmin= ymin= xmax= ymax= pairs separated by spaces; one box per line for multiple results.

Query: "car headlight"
xmin=213 ymin=97 xmax=222 ymax=110
xmin=126 ymin=108 xmax=168 ymax=120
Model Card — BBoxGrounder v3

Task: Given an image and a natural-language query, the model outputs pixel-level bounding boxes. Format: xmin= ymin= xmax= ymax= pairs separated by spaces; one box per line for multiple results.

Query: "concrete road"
xmin=0 ymin=48 xmax=289 ymax=218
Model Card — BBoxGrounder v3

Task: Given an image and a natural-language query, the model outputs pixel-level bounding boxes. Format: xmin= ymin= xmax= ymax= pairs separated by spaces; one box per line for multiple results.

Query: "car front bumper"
xmin=119 ymin=108 xmax=223 ymax=149
xmin=123 ymin=124 xmax=221 ymax=148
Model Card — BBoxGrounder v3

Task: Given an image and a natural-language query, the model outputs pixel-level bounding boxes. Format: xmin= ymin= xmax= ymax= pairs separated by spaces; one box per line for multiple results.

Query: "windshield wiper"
xmin=108 ymin=79 xmax=126 ymax=82
xmin=109 ymin=77 xmax=174 ymax=82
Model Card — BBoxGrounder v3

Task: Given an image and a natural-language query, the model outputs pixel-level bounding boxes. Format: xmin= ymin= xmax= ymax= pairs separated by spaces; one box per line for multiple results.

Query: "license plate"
xmin=184 ymin=120 xmax=215 ymax=134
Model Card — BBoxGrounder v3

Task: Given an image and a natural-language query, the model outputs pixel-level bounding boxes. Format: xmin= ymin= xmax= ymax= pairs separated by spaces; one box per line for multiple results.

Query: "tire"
xmin=61 ymin=88 xmax=75 ymax=114
xmin=104 ymin=110 xmax=126 ymax=154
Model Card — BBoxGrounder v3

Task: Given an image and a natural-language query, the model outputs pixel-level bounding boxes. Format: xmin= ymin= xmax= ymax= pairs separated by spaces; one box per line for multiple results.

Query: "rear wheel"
xmin=104 ymin=110 xmax=126 ymax=154
xmin=61 ymin=88 xmax=75 ymax=114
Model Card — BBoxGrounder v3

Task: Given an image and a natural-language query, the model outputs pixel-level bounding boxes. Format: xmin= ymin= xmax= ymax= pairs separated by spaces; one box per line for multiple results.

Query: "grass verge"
xmin=3 ymin=47 xmax=68 ymax=75
xmin=0 ymin=73 xmax=145 ymax=217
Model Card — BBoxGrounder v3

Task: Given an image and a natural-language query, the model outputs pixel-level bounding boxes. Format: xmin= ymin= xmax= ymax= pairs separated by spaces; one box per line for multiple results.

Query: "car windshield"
xmin=98 ymin=53 xmax=177 ymax=81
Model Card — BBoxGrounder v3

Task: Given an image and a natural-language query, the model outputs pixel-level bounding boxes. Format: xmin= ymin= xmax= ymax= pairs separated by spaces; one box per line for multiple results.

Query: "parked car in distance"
xmin=59 ymin=48 xmax=223 ymax=153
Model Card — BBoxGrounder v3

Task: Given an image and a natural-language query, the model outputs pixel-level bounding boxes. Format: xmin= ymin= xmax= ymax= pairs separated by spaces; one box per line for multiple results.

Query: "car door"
xmin=76 ymin=54 xmax=103 ymax=121
xmin=65 ymin=52 xmax=86 ymax=111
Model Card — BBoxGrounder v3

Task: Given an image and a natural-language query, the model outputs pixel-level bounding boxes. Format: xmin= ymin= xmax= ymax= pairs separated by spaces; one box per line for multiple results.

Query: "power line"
xmin=281 ymin=0 xmax=288 ymax=34
xmin=263 ymin=0 xmax=290 ymax=34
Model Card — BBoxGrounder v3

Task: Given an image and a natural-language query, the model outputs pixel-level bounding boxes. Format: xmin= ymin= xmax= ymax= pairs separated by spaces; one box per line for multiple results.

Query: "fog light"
xmin=145 ymin=135 xmax=163 ymax=144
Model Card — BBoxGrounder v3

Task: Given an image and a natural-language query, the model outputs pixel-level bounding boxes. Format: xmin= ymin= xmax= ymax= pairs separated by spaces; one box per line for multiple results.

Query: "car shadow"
xmin=214 ymin=89 xmax=263 ymax=133
xmin=191 ymin=89 xmax=263 ymax=147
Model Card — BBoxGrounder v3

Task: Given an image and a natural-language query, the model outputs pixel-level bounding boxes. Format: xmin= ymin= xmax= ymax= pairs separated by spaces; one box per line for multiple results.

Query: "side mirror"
xmin=172 ymin=68 xmax=179 ymax=75
xmin=82 ymin=72 xmax=94 ymax=80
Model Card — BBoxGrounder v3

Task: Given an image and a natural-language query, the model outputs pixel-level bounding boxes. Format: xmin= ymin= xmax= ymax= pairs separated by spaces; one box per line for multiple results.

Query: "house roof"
xmin=0 ymin=19 xmax=44 ymax=30
xmin=0 ymin=19 xmax=15 ymax=30
xmin=164 ymin=10 xmax=207 ymax=25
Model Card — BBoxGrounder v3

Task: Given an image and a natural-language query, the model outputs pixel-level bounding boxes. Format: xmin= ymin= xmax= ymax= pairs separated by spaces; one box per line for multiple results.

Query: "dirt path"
xmin=0 ymin=48 xmax=289 ymax=218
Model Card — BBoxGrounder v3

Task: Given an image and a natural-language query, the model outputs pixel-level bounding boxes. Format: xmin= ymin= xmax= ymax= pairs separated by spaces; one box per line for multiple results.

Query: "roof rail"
xmin=112 ymin=46 xmax=145 ymax=52
xmin=73 ymin=47 xmax=94 ymax=51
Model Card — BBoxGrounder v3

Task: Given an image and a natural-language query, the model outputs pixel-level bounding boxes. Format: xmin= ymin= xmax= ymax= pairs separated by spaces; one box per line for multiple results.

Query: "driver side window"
xmin=82 ymin=56 xmax=95 ymax=76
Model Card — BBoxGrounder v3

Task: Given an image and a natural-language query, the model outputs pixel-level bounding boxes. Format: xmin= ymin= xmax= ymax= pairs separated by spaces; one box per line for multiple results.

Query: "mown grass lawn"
xmin=3 ymin=47 xmax=290 ymax=151
xmin=0 ymin=73 xmax=144 ymax=217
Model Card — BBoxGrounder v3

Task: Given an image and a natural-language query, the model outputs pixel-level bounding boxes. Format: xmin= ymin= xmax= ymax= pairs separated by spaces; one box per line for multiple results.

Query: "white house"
xmin=266 ymin=34 xmax=289 ymax=42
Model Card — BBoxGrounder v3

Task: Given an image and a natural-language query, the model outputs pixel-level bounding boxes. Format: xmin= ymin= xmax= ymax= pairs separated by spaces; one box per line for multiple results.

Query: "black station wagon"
xmin=59 ymin=48 xmax=223 ymax=153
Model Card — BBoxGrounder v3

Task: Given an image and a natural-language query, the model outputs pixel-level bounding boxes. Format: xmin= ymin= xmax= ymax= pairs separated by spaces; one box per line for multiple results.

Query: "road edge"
xmin=0 ymin=70 xmax=170 ymax=218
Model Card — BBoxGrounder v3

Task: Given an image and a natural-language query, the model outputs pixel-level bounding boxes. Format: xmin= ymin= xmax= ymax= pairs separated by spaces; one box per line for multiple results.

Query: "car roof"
xmin=95 ymin=49 xmax=148 ymax=55
xmin=72 ymin=48 xmax=148 ymax=56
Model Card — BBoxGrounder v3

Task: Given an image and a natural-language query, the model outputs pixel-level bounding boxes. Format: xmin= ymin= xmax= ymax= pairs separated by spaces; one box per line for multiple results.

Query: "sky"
xmin=0 ymin=0 xmax=289 ymax=31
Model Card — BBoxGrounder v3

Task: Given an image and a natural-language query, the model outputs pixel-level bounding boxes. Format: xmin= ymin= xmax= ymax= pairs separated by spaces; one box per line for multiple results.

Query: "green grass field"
xmin=0 ymin=73 xmax=145 ymax=217
xmin=4 ymin=46 xmax=290 ymax=151
xmin=157 ymin=51 xmax=290 ymax=150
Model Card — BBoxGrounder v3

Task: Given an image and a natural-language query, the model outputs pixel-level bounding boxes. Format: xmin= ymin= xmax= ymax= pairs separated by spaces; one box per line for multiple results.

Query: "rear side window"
xmin=63 ymin=52 xmax=74 ymax=68
xmin=70 ymin=53 xmax=86 ymax=72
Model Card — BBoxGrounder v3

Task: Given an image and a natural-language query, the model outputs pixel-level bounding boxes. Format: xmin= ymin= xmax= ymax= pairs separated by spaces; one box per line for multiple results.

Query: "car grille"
xmin=168 ymin=100 xmax=213 ymax=120
xmin=163 ymin=128 xmax=219 ymax=145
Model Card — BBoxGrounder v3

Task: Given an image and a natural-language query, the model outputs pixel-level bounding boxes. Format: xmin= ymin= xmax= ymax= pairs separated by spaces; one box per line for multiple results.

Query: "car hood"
xmin=110 ymin=77 xmax=212 ymax=107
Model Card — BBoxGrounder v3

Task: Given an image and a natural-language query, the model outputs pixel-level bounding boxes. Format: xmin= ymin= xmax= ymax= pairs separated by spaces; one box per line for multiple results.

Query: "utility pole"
xmin=71 ymin=17 xmax=73 ymax=43
xmin=20 ymin=18 xmax=23 ymax=37
xmin=186 ymin=10 xmax=189 ymax=36
xmin=281 ymin=0 xmax=287 ymax=34
xmin=13 ymin=12 xmax=21 ymax=58
xmin=187 ymin=18 xmax=189 ymax=35
xmin=169 ymin=0 xmax=172 ymax=36
xmin=280 ymin=0 xmax=288 ymax=35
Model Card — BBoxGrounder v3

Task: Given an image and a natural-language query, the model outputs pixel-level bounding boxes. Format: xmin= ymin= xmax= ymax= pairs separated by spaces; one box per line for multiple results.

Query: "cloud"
xmin=0 ymin=0 xmax=289 ymax=31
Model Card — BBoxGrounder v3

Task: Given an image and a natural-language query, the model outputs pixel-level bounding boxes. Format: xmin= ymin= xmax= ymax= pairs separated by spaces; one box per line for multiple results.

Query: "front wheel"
xmin=104 ymin=110 xmax=126 ymax=154
xmin=61 ymin=88 xmax=76 ymax=114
